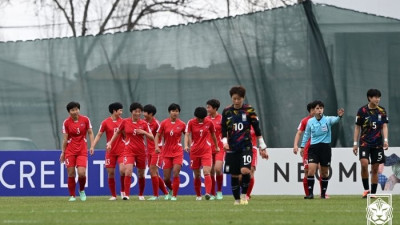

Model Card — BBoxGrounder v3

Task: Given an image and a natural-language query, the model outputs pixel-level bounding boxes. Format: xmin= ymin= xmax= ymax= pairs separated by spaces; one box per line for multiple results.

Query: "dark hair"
xmin=66 ymin=101 xmax=80 ymax=112
xmin=229 ymin=86 xmax=246 ymax=98
xmin=144 ymin=104 xmax=157 ymax=116
xmin=168 ymin=103 xmax=181 ymax=112
xmin=367 ymin=89 xmax=381 ymax=101
xmin=108 ymin=102 xmax=123 ymax=114
xmin=312 ymin=100 xmax=324 ymax=108
xmin=129 ymin=102 xmax=143 ymax=113
xmin=194 ymin=107 xmax=207 ymax=119
xmin=206 ymin=99 xmax=220 ymax=110
xmin=306 ymin=102 xmax=314 ymax=112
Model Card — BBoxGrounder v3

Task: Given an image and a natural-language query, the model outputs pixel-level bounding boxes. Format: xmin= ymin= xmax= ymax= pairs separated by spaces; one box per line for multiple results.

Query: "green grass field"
xmin=0 ymin=195 xmax=399 ymax=225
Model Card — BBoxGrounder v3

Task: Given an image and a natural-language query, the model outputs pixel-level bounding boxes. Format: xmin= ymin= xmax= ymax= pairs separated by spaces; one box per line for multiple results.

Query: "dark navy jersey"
xmin=221 ymin=104 xmax=262 ymax=152
xmin=355 ymin=105 xmax=388 ymax=148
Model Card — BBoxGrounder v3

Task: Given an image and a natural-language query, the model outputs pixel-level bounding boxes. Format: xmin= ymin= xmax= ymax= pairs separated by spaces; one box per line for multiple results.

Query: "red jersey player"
xmin=206 ymin=99 xmax=225 ymax=200
xmin=91 ymin=102 xmax=125 ymax=200
xmin=154 ymin=103 xmax=186 ymax=201
xmin=60 ymin=101 xmax=94 ymax=202
xmin=143 ymin=104 xmax=169 ymax=200
xmin=184 ymin=107 xmax=219 ymax=201
xmin=107 ymin=102 xmax=154 ymax=200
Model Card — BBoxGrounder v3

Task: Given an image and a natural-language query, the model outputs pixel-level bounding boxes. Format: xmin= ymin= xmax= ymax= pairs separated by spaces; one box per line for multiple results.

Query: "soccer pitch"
xmin=0 ymin=195 xmax=399 ymax=225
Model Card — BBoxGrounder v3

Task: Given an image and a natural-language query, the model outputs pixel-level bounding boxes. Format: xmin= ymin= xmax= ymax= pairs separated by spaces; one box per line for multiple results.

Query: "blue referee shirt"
xmin=300 ymin=115 xmax=341 ymax=147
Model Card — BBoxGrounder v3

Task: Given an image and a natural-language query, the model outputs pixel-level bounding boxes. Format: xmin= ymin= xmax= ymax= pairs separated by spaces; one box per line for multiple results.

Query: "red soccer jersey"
xmin=186 ymin=117 xmax=215 ymax=157
xmin=207 ymin=114 xmax=224 ymax=153
xmin=297 ymin=115 xmax=312 ymax=150
xmin=99 ymin=117 xmax=124 ymax=155
xmin=119 ymin=118 xmax=151 ymax=156
xmin=146 ymin=117 xmax=161 ymax=155
xmin=157 ymin=118 xmax=186 ymax=157
xmin=62 ymin=115 xmax=92 ymax=155
xmin=250 ymin=126 xmax=257 ymax=147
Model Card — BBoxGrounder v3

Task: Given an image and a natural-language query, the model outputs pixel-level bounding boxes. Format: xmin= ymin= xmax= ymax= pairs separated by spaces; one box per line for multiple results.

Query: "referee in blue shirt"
xmin=300 ymin=100 xmax=344 ymax=199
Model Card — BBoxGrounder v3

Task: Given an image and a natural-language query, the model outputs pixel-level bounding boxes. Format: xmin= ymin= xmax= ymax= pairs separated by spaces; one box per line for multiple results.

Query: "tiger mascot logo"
xmin=366 ymin=198 xmax=393 ymax=225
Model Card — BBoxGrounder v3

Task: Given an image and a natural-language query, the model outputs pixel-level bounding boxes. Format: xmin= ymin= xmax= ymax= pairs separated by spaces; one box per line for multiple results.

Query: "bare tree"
xmin=36 ymin=0 xmax=204 ymax=37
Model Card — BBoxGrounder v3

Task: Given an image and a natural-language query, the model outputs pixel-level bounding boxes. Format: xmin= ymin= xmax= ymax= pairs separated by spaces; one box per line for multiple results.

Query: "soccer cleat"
xmin=246 ymin=195 xmax=251 ymax=201
xmin=362 ymin=190 xmax=370 ymax=198
xmin=138 ymin=196 xmax=145 ymax=201
xmin=233 ymin=200 xmax=240 ymax=205
xmin=216 ymin=191 xmax=223 ymax=200
xmin=164 ymin=190 xmax=172 ymax=200
xmin=109 ymin=196 xmax=117 ymax=201
xmin=320 ymin=194 xmax=330 ymax=199
xmin=205 ymin=194 xmax=211 ymax=200
xmin=79 ymin=191 xmax=87 ymax=201
xmin=147 ymin=196 xmax=159 ymax=201
xmin=68 ymin=196 xmax=76 ymax=202
xmin=123 ymin=196 xmax=130 ymax=200
xmin=304 ymin=194 xmax=314 ymax=199
xmin=196 ymin=196 xmax=202 ymax=201
xmin=209 ymin=195 xmax=216 ymax=201
xmin=240 ymin=194 xmax=248 ymax=205
xmin=120 ymin=192 xmax=126 ymax=199
xmin=170 ymin=196 xmax=177 ymax=201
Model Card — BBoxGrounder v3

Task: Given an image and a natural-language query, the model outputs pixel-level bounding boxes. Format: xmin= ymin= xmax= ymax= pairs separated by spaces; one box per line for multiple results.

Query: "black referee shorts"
xmin=308 ymin=143 xmax=331 ymax=167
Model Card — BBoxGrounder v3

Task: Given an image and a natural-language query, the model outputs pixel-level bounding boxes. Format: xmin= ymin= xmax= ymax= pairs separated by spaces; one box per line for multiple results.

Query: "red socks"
xmin=172 ymin=177 xmax=180 ymax=197
xmin=78 ymin=176 xmax=86 ymax=191
xmin=151 ymin=176 xmax=159 ymax=197
xmin=120 ymin=176 xmax=125 ymax=192
xmin=246 ymin=177 xmax=255 ymax=197
xmin=68 ymin=177 xmax=76 ymax=196
xmin=211 ymin=175 xmax=216 ymax=196
xmin=204 ymin=174 xmax=212 ymax=195
xmin=108 ymin=178 xmax=116 ymax=197
xmin=216 ymin=174 xmax=223 ymax=192
xmin=158 ymin=176 xmax=168 ymax=195
xmin=124 ymin=176 xmax=131 ymax=197
xmin=139 ymin=177 xmax=145 ymax=196
xmin=303 ymin=176 xmax=309 ymax=196
xmin=194 ymin=177 xmax=201 ymax=197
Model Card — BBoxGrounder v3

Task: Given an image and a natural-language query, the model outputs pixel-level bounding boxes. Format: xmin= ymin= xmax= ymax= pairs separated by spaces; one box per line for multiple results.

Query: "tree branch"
xmin=98 ymin=0 xmax=121 ymax=35
xmin=53 ymin=0 xmax=76 ymax=36
xmin=68 ymin=0 xmax=76 ymax=36
xmin=81 ymin=0 xmax=91 ymax=36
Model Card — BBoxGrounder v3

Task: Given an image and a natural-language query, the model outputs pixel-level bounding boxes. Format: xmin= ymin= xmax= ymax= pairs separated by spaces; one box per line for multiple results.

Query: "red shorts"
xmin=212 ymin=150 xmax=225 ymax=163
xmin=251 ymin=147 xmax=258 ymax=168
xmin=124 ymin=155 xmax=146 ymax=169
xmin=162 ymin=155 xmax=183 ymax=170
xmin=105 ymin=153 xmax=124 ymax=168
xmin=190 ymin=154 xmax=212 ymax=170
xmin=148 ymin=153 xmax=163 ymax=168
xmin=303 ymin=147 xmax=309 ymax=170
xmin=65 ymin=155 xmax=87 ymax=168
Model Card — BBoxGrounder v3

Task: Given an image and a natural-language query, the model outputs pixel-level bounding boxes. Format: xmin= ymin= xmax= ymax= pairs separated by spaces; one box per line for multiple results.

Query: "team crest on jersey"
xmin=80 ymin=123 xmax=85 ymax=127
xmin=242 ymin=113 xmax=247 ymax=121
xmin=378 ymin=114 xmax=382 ymax=121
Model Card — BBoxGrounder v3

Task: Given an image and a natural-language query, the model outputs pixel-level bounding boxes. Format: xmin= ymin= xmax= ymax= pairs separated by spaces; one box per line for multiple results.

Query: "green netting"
xmin=0 ymin=2 xmax=399 ymax=149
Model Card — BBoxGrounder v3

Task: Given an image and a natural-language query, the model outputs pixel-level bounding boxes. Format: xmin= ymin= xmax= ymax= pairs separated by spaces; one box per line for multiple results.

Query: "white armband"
xmin=258 ymin=137 xmax=267 ymax=150
xmin=222 ymin=137 xmax=228 ymax=145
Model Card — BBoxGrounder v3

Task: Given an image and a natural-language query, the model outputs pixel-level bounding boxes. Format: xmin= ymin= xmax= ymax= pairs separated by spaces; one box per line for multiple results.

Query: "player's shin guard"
xmin=246 ymin=177 xmax=254 ymax=197
xmin=211 ymin=175 xmax=216 ymax=196
xmin=303 ymin=176 xmax=309 ymax=196
xmin=68 ymin=177 xmax=76 ymax=196
xmin=307 ymin=176 xmax=315 ymax=196
xmin=108 ymin=178 xmax=117 ymax=197
xmin=321 ymin=178 xmax=329 ymax=198
xmin=151 ymin=176 xmax=159 ymax=197
xmin=216 ymin=174 xmax=223 ymax=192
xmin=78 ymin=176 xmax=86 ymax=191
xmin=124 ymin=176 xmax=131 ymax=197
xmin=165 ymin=179 xmax=172 ymax=191
xmin=362 ymin=178 xmax=369 ymax=190
xmin=371 ymin=183 xmax=378 ymax=194
xmin=120 ymin=176 xmax=125 ymax=192
xmin=139 ymin=177 xmax=145 ymax=196
xmin=158 ymin=176 xmax=168 ymax=194
xmin=194 ymin=177 xmax=202 ymax=197
xmin=204 ymin=174 xmax=212 ymax=194
xmin=231 ymin=176 xmax=240 ymax=200
xmin=172 ymin=177 xmax=180 ymax=197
